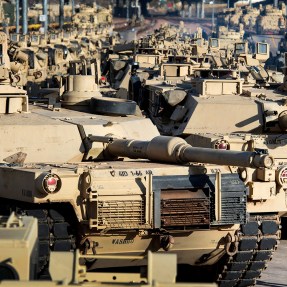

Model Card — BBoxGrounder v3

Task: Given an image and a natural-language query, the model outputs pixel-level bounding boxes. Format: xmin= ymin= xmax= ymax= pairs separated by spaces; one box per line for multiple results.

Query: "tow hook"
xmin=225 ymin=233 xmax=239 ymax=256
xmin=160 ymin=235 xmax=174 ymax=251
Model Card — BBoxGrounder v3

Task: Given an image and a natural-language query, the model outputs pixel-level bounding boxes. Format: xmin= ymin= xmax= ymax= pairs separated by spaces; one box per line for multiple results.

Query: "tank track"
xmin=217 ymin=215 xmax=280 ymax=287
xmin=0 ymin=199 xmax=78 ymax=278
xmin=22 ymin=208 xmax=76 ymax=278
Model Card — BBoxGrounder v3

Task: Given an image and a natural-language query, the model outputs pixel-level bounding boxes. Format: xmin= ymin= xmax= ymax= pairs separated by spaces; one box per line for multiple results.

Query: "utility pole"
xmin=196 ymin=2 xmax=200 ymax=18
xmin=42 ymin=0 xmax=48 ymax=33
xmin=209 ymin=1 xmax=215 ymax=34
xmin=274 ymin=0 xmax=278 ymax=8
xmin=59 ymin=0 xmax=64 ymax=29
xmin=22 ymin=0 xmax=28 ymax=35
xmin=71 ymin=0 xmax=75 ymax=15
xmin=126 ymin=0 xmax=130 ymax=20
xmin=15 ymin=0 xmax=19 ymax=33
xmin=201 ymin=0 xmax=205 ymax=19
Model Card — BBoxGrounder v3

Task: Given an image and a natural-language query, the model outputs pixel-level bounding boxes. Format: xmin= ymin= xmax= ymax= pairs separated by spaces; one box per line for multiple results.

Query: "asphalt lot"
xmin=256 ymin=240 xmax=287 ymax=287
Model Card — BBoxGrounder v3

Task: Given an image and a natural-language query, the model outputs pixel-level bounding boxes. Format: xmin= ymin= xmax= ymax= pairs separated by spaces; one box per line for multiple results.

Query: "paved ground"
xmin=256 ymin=240 xmax=287 ymax=287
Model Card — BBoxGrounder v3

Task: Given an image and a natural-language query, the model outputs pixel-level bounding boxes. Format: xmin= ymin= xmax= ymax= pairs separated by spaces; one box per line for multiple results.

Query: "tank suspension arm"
xmin=105 ymin=136 xmax=274 ymax=168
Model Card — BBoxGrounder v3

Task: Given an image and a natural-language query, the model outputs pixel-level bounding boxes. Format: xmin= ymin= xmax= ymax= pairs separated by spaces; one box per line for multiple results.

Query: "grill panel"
xmin=161 ymin=189 xmax=210 ymax=228
xmin=161 ymin=198 xmax=210 ymax=227
xmin=97 ymin=200 xmax=147 ymax=229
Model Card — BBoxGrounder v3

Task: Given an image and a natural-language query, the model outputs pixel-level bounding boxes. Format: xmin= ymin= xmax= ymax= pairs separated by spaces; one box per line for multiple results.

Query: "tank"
xmin=126 ymin=23 xmax=282 ymax=101
xmin=0 ymin=213 xmax=38 ymax=280
xmin=0 ymin=213 xmax=216 ymax=287
xmin=217 ymin=24 xmax=245 ymax=49
xmin=0 ymin=32 xmax=281 ymax=287
xmin=217 ymin=3 xmax=286 ymax=35
xmin=257 ymin=4 xmax=286 ymax=35
xmin=240 ymin=6 xmax=260 ymax=33
xmin=5 ymin=2 xmax=114 ymax=99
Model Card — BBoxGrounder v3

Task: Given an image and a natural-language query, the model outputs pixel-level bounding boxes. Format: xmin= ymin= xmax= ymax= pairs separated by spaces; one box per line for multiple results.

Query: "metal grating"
xmin=220 ymin=197 xmax=246 ymax=223
xmin=97 ymin=200 xmax=147 ymax=229
xmin=210 ymin=174 xmax=246 ymax=226
xmin=161 ymin=198 xmax=210 ymax=227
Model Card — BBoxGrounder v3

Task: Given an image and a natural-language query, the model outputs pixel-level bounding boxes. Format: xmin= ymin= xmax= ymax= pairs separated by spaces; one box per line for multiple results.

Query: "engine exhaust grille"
xmin=161 ymin=189 xmax=210 ymax=228
xmin=97 ymin=200 xmax=148 ymax=229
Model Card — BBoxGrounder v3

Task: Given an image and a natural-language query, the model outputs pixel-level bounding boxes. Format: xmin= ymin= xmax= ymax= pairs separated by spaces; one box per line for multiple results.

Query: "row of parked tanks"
xmin=0 ymin=11 xmax=287 ymax=287
xmin=217 ymin=3 xmax=286 ymax=35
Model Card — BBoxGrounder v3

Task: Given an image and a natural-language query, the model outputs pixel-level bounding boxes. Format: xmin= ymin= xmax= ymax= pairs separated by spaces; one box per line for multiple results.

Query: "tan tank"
xmin=119 ymin=25 xmax=285 ymax=110
xmin=217 ymin=25 xmax=245 ymax=49
xmin=229 ymin=8 xmax=243 ymax=27
xmin=6 ymin=19 xmax=112 ymax=97
xmin=0 ymin=213 xmax=38 ymax=280
xmin=0 ymin=213 xmax=216 ymax=287
xmin=257 ymin=4 xmax=286 ymax=35
xmin=0 ymin=31 xmax=281 ymax=287
xmin=134 ymin=53 xmax=287 ymax=206
xmin=72 ymin=4 xmax=112 ymax=30
xmin=240 ymin=6 xmax=260 ymax=32
xmin=217 ymin=3 xmax=286 ymax=35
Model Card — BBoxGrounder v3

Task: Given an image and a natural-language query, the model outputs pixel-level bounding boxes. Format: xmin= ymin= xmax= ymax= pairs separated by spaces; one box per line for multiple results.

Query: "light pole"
xmin=59 ymin=0 xmax=64 ymax=29
xmin=201 ymin=0 xmax=205 ymax=19
xmin=42 ymin=0 xmax=48 ymax=34
xmin=71 ymin=0 xmax=75 ymax=15
xmin=22 ymin=0 xmax=28 ymax=35
xmin=126 ymin=0 xmax=130 ymax=20
xmin=15 ymin=0 xmax=19 ymax=33
xmin=209 ymin=1 xmax=214 ymax=34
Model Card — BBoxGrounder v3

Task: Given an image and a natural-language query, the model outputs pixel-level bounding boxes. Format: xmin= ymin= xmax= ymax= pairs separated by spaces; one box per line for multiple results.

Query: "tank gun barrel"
xmin=105 ymin=136 xmax=274 ymax=168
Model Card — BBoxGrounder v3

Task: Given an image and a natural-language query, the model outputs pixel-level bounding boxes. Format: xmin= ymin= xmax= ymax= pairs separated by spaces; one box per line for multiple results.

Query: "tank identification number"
xmin=118 ymin=170 xmax=153 ymax=177
xmin=131 ymin=170 xmax=143 ymax=176
xmin=112 ymin=239 xmax=134 ymax=244
xmin=119 ymin=171 xmax=129 ymax=176
xmin=22 ymin=189 xmax=32 ymax=197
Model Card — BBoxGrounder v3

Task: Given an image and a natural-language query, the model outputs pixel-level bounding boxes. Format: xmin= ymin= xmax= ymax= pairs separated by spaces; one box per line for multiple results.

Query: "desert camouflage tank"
xmin=279 ymin=32 xmax=287 ymax=54
xmin=0 ymin=212 xmax=38 ymax=280
xmin=0 ymin=31 xmax=280 ymax=287
xmin=134 ymin=39 xmax=280 ymax=99
xmin=122 ymin=29 xmax=283 ymax=105
xmin=0 ymin=214 xmax=216 ymax=287
xmin=127 ymin=53 xmax=287 ymax=287
xmin=229 ymin=8 xmax=243 ymax=27
xmin=240 ymin=6 xmax=260 ymax=33
xmin=216 ymin=25 xmax=245 ymax=49
xmin=27 ymin=2 xmax=73 ymax=25
xmin=6 ymin=21 xmax=113 ymax=98
xmin=72 ymin=4 xmax=112 ymax=30
xmin=257 ymin=4 xmax=286 ymax=35
xmin=217 ymin=8 xmax=234 ymax=27
xmin=217 ymin=3 xmax=286 ymax=36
